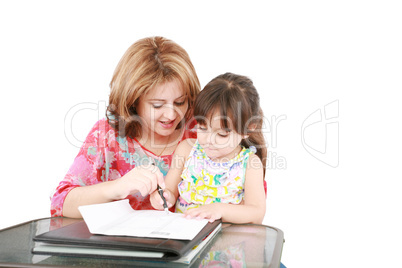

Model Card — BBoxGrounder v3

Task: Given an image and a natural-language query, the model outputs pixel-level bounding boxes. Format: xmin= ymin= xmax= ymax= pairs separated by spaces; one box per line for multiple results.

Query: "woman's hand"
xmin=150 ymin=189 xmax=175 ymax=210
xmin=111 ymin=164 xmax=165 ymax=200
xmin=62 ymin=164 xmax=165 ymax=218
xmin=184 ymin=204 xmax=223 ymax=223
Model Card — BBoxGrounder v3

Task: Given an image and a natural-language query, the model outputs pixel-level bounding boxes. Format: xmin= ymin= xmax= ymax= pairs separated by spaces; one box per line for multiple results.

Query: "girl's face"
xmin=136 ymin=79 xmax=188 ymax=141
xmin=197 ymin=111 xmax=244 ymax=162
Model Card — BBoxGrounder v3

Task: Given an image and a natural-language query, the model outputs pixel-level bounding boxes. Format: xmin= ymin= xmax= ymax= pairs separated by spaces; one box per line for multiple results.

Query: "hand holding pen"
xmin=149 ymin=158 xmax=169 ymax=214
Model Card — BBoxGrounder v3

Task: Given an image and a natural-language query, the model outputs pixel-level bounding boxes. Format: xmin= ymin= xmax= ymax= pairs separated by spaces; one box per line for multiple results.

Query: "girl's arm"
xmin=184 ymin=153 xmax=266 ymax=224
xmin=150 ymin=139 xmax=195 ymax=209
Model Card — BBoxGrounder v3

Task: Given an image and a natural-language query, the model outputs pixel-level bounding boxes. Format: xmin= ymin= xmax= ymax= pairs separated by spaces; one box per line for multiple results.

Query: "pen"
xmin=149 ymin=158 xmax=169 ymax=214
xmin=157 ymin=185 xmax=169 ymax=215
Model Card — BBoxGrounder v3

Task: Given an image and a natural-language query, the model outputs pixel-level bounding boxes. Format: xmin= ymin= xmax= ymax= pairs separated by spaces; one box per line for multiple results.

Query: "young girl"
xmin=151 ymin=73 xmax=267 ymax=224
xmin=50 ymin=36 xmax=200 ymax=218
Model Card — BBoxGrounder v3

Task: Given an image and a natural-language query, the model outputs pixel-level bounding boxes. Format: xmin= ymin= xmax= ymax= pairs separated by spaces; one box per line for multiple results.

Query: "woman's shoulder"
xmin=82 ymin=118 xmax=118 ymax=147
xmin=88 ymin=118 xmax=118 ymax=135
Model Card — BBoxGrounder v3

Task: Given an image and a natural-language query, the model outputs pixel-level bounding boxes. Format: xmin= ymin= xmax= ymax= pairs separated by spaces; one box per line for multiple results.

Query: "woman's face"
xmin=136 ymin=79 xmax=188 ymax=141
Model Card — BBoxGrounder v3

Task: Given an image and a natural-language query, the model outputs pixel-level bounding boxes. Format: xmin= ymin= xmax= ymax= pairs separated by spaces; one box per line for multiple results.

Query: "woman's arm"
xmin=63 ymin=164 xmax=164 ymax=218
xmin=62 ymin=181 xmax=118 ymax=218
xmin=150 ymin=139 xmax=195 ymax=209
xmin=51 ymin=119 xmax=164 ymax=218
xmin=184 ymin=154 xmax=266 ymax=224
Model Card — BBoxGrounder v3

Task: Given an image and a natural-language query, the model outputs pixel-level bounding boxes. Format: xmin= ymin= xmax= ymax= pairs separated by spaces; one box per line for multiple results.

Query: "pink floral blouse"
xmin=50 ymin=118 xmax=197 ymax=217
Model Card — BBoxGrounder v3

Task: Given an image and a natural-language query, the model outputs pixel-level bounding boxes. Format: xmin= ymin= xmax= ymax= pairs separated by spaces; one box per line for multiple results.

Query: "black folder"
xmin=32 ymin=220 xmax=221 ymax=261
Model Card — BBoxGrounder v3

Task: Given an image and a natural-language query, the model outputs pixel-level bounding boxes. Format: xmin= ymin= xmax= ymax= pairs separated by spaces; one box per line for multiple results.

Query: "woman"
xmin=50 ymin=36 xmax=201 ymax=218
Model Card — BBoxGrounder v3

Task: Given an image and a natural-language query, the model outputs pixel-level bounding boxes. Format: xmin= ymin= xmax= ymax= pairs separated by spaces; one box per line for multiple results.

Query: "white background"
xmin=1 ymin=1 xmax=401 ymax=267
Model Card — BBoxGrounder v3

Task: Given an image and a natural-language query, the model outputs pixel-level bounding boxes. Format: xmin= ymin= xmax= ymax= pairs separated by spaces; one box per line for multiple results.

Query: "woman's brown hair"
xmin=107 ymin=36 xmax=200 ymax=138
xmin=193 ymin=72 xmax=267 ymax=177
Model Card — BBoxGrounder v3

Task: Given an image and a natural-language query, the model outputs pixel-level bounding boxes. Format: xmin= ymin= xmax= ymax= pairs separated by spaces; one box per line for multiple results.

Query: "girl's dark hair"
xmin=193 ymin=72 xmax=267 ymax=177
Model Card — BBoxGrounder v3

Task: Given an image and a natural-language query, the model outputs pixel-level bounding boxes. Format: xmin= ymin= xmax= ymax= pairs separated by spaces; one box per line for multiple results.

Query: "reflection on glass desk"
xmin=0 ymin=217 xmax=284 ymax=267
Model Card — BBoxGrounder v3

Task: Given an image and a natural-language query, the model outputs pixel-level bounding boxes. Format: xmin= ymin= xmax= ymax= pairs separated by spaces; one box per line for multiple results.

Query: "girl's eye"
xmin=198 ymin=126 xmax=207 ymax=131
xmin=218 ymin=128 xmax=231 ymax=138
xmin=174 ymin=101 xmax=186 ymax=106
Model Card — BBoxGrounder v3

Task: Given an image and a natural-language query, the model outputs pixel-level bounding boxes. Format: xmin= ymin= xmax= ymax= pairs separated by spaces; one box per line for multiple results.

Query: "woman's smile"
xmin=159 ymin=119 xmax=175 ymax=129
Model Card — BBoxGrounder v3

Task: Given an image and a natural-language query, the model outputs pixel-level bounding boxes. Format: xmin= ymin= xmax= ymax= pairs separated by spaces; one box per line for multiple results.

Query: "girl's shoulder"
xmin=176 ymin=138 xmax=196 ymax=157
xmin=244 ymin=145 xmax=262 ymax=166
xmin=247 ymin=152 xmax=262 ymax=166
xmin=245 ymin=153 xmax=263 ymax=178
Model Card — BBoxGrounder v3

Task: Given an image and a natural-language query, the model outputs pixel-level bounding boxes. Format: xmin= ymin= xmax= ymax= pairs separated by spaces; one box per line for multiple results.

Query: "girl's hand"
xmin=184 ymin=204 xmax=223 ymax=223
xmin=111 ymin=164 xmax=165 ymax=200
xmin=150 ymin=189 xmax=175 ymax=210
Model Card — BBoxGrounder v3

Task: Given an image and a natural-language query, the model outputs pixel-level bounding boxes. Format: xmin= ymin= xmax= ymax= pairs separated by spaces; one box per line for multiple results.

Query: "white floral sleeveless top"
xmin=176 ymin=140 xmax=256 ymax=213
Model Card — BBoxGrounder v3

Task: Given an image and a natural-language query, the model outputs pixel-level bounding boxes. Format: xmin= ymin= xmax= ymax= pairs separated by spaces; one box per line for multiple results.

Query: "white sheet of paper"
xmin=78 ymin=199 xmax=208 ymax=240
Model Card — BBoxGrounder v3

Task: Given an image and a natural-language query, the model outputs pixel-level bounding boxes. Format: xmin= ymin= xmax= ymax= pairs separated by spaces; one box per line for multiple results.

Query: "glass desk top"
xmin=0 ymin=217 xmax=284 ymax=267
